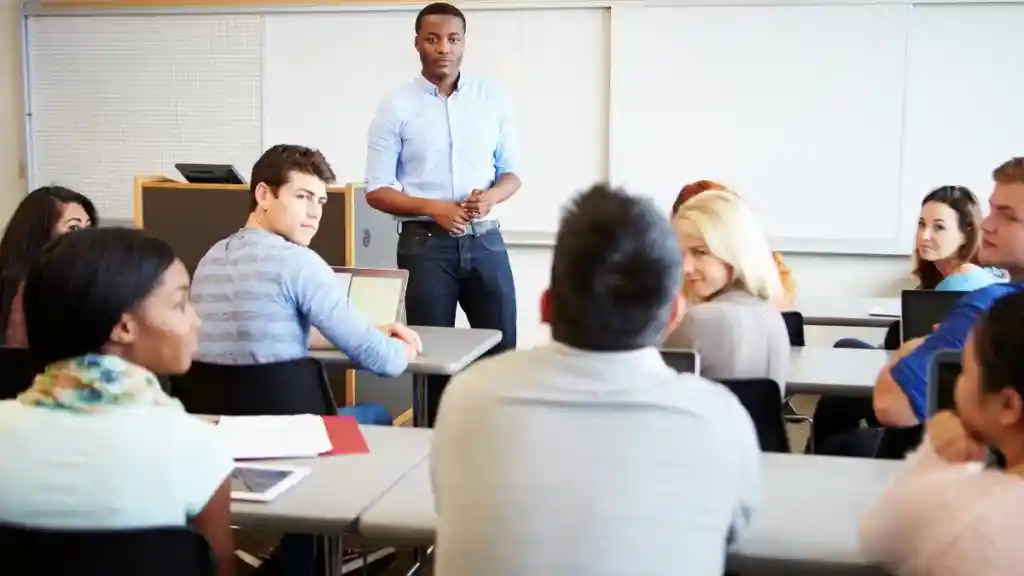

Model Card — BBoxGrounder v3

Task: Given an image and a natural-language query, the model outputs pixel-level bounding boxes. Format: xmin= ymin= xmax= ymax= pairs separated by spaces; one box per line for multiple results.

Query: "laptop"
xmin=660 ymin=349 xmax=701 ymax=376
xmin=330 ymin=267 xmax=409 ymax=325
xmin=900 ymin=290 xmax=967 ymax=342
xmin=926 ymin=349 xmax=962 ymax=416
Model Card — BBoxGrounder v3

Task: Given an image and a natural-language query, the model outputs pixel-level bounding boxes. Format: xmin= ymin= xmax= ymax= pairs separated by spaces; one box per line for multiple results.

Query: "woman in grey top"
xmin=664 ymin=190 xmax=790 ymax=391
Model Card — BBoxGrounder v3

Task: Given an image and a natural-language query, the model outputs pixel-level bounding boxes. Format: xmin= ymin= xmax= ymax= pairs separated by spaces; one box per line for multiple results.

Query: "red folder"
xmin=321 ymin=415 xmax=370 ymax=456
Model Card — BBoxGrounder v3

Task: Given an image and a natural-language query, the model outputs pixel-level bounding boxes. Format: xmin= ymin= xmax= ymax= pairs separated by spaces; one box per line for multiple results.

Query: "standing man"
xmin=365 ymin=2 xmax=521 ymax=425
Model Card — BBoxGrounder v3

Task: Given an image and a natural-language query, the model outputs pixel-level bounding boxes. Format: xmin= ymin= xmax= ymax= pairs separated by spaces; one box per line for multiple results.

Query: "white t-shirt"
xmin=0 ymin=401 xmax=232 ymax=529
xmin=431 ymin=343 xmax=761 ymax=576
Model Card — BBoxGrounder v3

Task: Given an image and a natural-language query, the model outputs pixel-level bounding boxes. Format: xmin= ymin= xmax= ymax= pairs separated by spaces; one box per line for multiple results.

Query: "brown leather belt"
xmin=399 ymin=219 xmax=500 ymax=237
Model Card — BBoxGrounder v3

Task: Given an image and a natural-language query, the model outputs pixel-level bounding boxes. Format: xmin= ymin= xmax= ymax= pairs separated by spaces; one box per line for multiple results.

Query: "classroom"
xmin=0 ymin=0 xmax=1023 ymax=574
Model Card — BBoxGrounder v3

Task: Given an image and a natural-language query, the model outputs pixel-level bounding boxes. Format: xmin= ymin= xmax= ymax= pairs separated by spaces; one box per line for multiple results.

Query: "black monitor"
xmin=927 ymin=349 xmax=961 ymax=416
xmin=660 ymin=349 xmax=700 ymax=375
xmin=175 ymin=163 xmax=246 ymax=185
xmin=901 ymin=290 xmax=967 ymax=342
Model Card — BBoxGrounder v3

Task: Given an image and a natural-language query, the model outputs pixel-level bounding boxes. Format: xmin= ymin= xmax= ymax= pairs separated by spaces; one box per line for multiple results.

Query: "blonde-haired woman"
xmin=664 ymin=190 xmax=790 ymax=390
xmin=672 ymin=180 xmax=796 ymax=307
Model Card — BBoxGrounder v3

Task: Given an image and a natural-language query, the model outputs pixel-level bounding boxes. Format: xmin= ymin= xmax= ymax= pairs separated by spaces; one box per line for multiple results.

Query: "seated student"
xmin=0 ymin=228 xmax=234 ymax=575
xmin=873 ymin=159 xmax=1024 ymax=430
xmin=672 ymin=180 xmax=796 ymax=307
xmin=0 ymin=186 xmax=97 ymax=347
xmin=812 ymin=185 xmax=1002 ymax=450
xmin=664 ymin=189 xmax=790 ymax=391
xmin=860 ymin=291 xmax=1024 ymax=575
xmin=191 ymin=144 xmax=420 ymax=576
xmin=431 ymin=184 xmax=760 ymax=576
xmin=190 ymin=144 xmax=420 ymax=399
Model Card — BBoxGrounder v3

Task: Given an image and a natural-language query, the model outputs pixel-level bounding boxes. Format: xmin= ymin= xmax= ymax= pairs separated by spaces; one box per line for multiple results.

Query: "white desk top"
xmin=230 ymin=425 xmax=432 ymax=535
xmin=788 ymin=346 xmax=894 ymax=397
xmin=356 ymin=453 xmax=900 ymax=572
xmin=794 ymin=297 xmax=900 ymax=328
xmin=310 ymin=326 xmax=501 ymax=376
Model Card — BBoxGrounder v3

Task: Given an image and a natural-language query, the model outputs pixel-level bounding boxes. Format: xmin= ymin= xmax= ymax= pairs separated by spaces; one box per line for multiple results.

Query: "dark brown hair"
xmin=249 ymin=144 xmax=336 ymax=212
xmin=993 ymin=157 xmax=1024 ymax=186
xmin=913 ymin=185 xmax=982 ymax=289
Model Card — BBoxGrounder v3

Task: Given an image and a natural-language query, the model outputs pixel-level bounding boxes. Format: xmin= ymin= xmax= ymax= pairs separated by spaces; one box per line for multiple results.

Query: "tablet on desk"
xmin=230 ymin=464 xmax=312 ymax=502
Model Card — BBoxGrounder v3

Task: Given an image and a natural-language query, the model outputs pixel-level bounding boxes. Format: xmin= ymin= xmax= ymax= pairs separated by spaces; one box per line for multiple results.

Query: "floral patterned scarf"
xmin=17 ymin=354 xmax=183 ymax=412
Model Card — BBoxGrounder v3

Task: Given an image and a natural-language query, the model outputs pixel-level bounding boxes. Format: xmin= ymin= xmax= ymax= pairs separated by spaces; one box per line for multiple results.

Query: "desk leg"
xmin=412 ymin=374 xmax=431 ymax=428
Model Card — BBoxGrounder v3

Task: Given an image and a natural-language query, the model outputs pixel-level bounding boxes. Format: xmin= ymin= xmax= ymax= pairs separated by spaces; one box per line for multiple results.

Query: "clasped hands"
xmin=429 ymin=189 xmax=494 ymax=234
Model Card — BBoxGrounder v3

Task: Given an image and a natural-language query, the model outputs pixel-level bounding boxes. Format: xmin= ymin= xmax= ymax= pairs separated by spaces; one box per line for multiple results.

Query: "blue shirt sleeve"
xmin=889 ymin=290 xmax=992 ymax=420
xmin=935 ymin=269 xmax=1002 ymax=292
xmin=283 ymin=249 xmax=408 ymax=377
xmin=365 ymin=99 xmax=402 ymax=194
xmin=492 ymin=90 xmax=521 ymax=177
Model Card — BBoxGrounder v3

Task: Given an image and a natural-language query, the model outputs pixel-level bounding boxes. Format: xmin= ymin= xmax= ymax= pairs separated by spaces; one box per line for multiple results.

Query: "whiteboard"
xmin=899 ymin=4 xmax=1024 ymax=249
xmin=27 ymin=15 xmax=264 ymax=218
xmin=609 ymin=5 xmax=910 ymax=251
xmin=263 ymin=8 xmax=607 ymax=234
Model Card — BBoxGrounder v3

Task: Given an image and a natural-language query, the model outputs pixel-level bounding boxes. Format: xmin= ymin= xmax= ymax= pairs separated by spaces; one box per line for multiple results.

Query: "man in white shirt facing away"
xmin=431 ymin=184 xmax=762 ymax=576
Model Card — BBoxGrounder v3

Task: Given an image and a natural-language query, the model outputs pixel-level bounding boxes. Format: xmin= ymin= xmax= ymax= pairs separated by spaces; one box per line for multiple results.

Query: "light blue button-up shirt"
xmin=365 ymin=74 xmax=520 ymax=221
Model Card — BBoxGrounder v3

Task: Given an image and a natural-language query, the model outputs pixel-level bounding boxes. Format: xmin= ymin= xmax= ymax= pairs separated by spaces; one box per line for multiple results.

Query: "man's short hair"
xmin=994 ymin=157 xmax=1024 ymax=186
xmin=249 ymin=144 xmax=336 ymax=212
xmin=415 ymin=2 xmax=466 ymax=33
xmin=549 ymin=184 xmax=683 ymax=351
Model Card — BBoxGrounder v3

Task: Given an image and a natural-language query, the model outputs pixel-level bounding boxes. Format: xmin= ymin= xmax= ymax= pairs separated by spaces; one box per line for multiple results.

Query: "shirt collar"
xmin=414 ymin=73 xmax=462 ymax=96
xmin=549 ymin=341 xmax=667 ymax=371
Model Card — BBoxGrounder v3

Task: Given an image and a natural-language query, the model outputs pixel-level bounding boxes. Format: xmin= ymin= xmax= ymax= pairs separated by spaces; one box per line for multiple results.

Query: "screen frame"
xmin=330 ymin=267 xmax=409 ymax=324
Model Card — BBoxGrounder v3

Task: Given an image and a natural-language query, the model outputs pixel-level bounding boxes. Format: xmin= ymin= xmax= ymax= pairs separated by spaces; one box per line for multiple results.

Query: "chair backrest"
xmin=659 ymin=349 xmax=700 ymax=375
xmin=0 ymin=525 xmax=216 ymax=576
xmin=718 ymin=378 xmax=790 ymax=453
xmin=0 ymin=346 xmax=45 ymax=400
xmin=169 ymin=358 xmax=337 ymax=416
xmin=901 ymin=289 xmax=966 ymax=342
xmin=780 ymin=311 xmax=805 ymax=347
xmin=882 ymin=320 xmax=902 ymax=350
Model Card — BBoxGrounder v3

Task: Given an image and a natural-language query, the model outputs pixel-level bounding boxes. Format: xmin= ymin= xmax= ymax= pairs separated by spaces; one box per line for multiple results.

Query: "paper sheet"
xmin=217 ymin=415 xmax=333 ymax=460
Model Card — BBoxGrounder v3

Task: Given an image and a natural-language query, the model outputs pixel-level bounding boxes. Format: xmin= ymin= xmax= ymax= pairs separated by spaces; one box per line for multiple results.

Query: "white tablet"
xmin=230 ymin=463 xmax=312 ymax=502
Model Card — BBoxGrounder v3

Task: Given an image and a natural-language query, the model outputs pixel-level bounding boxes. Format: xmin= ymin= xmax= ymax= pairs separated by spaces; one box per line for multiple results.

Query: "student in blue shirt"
xmin=874 ymin=158 xmax=1024 ymax=427
xmin=364 ymin=2 xmax=522 ymax=426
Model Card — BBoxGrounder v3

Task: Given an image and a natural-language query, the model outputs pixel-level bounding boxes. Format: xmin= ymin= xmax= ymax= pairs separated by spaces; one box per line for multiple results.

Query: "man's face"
xmin=415 ymin=15 xmax=465 ymax=81
xmin=254 ymin=171 xmax=327 ymax=246
xmin=979 ymin=181 xmax=1024 ymax=275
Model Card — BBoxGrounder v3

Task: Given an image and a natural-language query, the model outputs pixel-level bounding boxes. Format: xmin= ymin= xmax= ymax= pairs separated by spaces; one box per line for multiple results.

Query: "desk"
xmin=310 ymin=326 xmax=502 ymax=426
xmin=788 ymin=347 xmax=894 ymax=397
xmin=730 ymin=454 xmax=900 ymax=574
xmin=231 ymin=425 xmax=432 ymax=535
xmin=356 ymin=454 xmax=899 ymax=574
xmin=794 ymin=297 xmax=899 ymax=328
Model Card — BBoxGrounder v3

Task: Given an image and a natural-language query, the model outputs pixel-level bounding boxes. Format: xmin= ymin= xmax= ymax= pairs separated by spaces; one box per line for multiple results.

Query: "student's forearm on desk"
xmin=366 ymin=187 xmax=443 ymax=219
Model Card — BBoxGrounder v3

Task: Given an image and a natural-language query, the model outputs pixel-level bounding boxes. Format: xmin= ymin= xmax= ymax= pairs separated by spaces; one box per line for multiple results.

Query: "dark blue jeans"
xmin=397 ymin=225 xmax=517 ymax=425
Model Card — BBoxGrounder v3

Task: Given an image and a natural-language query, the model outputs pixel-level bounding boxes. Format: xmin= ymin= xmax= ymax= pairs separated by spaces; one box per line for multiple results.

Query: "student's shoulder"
xmin=959 ymin=281 xmax=1024 ymax=309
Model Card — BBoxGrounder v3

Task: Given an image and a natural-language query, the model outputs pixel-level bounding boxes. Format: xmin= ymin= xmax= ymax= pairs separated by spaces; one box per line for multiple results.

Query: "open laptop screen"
xmin=331 ymin=267 xmax=408 ymax=326
xmin=901 ymin=290 xmax=967 ymax=342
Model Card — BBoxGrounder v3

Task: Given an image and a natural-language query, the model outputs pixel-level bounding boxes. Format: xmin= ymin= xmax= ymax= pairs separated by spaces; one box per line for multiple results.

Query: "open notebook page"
xmin=217 ymin=414 xmax=332 ymax=460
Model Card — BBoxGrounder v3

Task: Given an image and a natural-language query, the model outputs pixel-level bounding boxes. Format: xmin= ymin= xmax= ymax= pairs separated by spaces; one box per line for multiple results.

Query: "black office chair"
xmin=719 ymin=378 xmax=790 ymax=453
xmin=779 ymin=311 xmax=813 ymax=430
xmin=169 ymin=358 xmax=338 ymax=416
xmin=0 ymin=346 xmax=45 ymax=400
xmin=882 ymin=320 xmax=902 ymax=351
xmin=0 ymin=525 xmax=217 ymax=575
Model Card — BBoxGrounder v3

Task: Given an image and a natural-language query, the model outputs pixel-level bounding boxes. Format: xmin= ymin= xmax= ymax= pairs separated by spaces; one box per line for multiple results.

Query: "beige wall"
xmin=0 ymin=1 xmax=27 ymax=223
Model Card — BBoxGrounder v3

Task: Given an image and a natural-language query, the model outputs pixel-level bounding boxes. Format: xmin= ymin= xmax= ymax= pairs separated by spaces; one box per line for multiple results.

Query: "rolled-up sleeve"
xmin=492 ymin=91 xmax=521 ymax=177
xmin=365 ymin=100 xmax=402 ymax=193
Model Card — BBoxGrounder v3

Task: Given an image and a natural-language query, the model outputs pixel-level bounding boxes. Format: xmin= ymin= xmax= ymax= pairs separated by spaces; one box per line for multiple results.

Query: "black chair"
xmin=719 ymin=378 xmax=790 ymax=453
xmin=169 ymin=358 xmax=338 ymax=416
xmin=780 ymin=311 xmax=805 ymax=347
xmin=779 ymin=311 xmax=813 ymax=430
xmin=882 ymin=320 xmax=902 ymax=350
xmin=0 ymin=346 xmax=45 ymax=400
xmin=0 ymin=525 xmax=216 ymax=575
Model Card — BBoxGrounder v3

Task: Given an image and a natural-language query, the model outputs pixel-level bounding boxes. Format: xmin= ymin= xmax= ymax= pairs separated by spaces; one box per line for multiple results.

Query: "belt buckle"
xmin=451 ymin=222 xmax=472 ymax=238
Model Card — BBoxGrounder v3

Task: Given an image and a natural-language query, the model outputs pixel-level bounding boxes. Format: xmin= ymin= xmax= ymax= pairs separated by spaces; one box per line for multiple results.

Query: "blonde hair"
xmin=673 ymin=190 xmax=785 ymax=305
